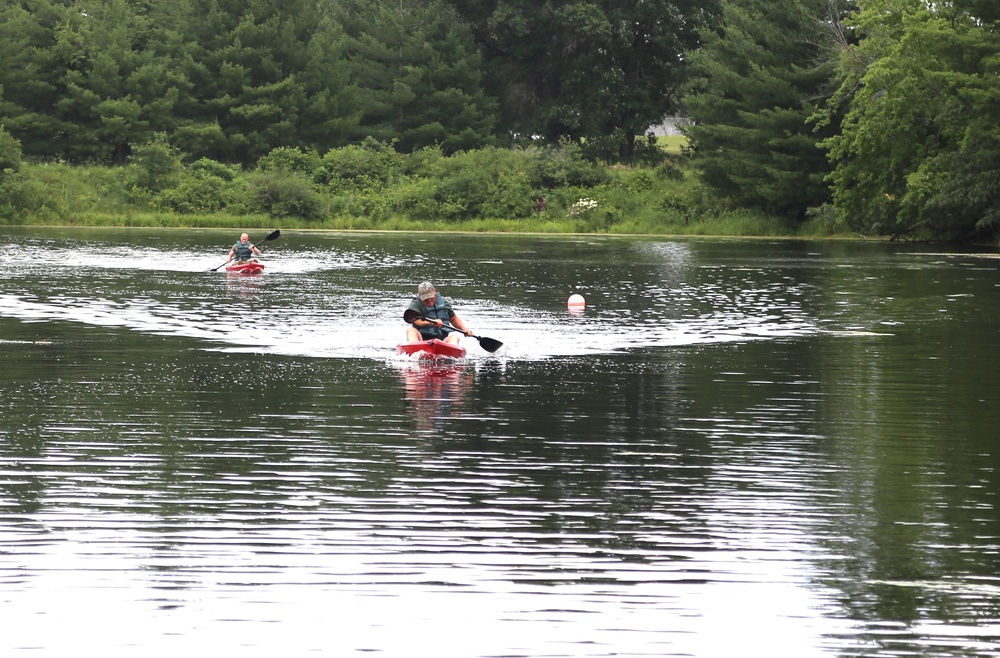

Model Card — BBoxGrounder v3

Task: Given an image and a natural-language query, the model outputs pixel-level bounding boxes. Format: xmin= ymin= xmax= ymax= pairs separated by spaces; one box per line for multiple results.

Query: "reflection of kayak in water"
xmin=226 ymin=261 xmax=264 ymax=274
xmin=396 ymin=339 xmax=467 ymax=359
xmin=397 ymin=361 xmax=470 ymax=434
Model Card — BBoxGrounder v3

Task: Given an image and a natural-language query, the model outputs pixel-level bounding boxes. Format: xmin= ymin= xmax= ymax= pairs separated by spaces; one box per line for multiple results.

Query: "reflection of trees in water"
xmin=393 ymin=355 xmax=717 ymax=557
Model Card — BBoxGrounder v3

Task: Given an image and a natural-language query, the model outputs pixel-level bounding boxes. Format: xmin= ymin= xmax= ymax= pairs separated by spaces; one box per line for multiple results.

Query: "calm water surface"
xmin=1 ymin=227 xmax=999 ymax=657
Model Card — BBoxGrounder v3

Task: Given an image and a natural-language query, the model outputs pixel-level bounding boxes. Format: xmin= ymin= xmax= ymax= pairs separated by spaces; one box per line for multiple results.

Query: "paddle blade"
xmin=477 ymin=336 xmax=503 ymax=353
xmin=262 ymin=229 xmax=280 ymax=242
xmin=403 ymin=309 xmax=423 ymax=324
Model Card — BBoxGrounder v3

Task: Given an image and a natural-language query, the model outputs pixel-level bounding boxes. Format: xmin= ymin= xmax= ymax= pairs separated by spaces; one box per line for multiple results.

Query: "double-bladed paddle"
xmin=208 ymin=229 xmax=281 ymax=271
xmin=403 ymin=308 xmax=503 ymax=353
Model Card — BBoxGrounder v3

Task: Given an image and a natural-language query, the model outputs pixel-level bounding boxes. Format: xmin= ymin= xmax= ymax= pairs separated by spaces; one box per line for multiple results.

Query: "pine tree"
xmin=683 ymin=0 xmax=837 ymax=219
xmin=336 ymin=0 xmax=498 ymax=153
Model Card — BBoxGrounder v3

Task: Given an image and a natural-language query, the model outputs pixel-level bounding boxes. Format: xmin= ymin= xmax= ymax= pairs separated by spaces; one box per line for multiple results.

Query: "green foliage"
xmin=315 ymin=139 xmax=404 ymax=190
xmin=386 ymin=177 xmax=441 ymax=219
xmin=0 ymin=172 xmax=52 ymax=223
xmin=0 ymin=1 xmax=75 ymax=159
xmin=533 ymin=142 xmax=610 ymax=188
xmin=152 ymin=0 xmax=347 ymax=163
xmin=256 ymin=147 xmax=322 ymax=175
xmin=683 ymin=0 xmax=837 ymax=220
xmin=800 ymin=203 xmax=850 ymax=237
xmin=450 ymin=0 xmax=722 ymax=160
xmin=0 ymin=141 xmax=874 ymax=238
xmin=426 ymin=147 xmax=536 ymax=219
xmin=0 ymin=162 xmax=138 ymax=223
xmin=0 ymin=125 xmax=22 ymax=174
xmin=157 ymin=159 xmax=244 ymax=214
xmin=246 ymin=170 xmax=323 ymax=219
xmin=824 ymin=0 xmax=1000 ymax=240
xmin=402 ymin=145 xmax=447 ymax=177
xmin=481 ymin=169 xmax=535 ymax=219
xmin=129 ymin=134 xmax=183 ymax=192
xmin=189 ymin=158 xmax=241 ymax=182
xmin=335 ymin=0 xmax=498 ymax=153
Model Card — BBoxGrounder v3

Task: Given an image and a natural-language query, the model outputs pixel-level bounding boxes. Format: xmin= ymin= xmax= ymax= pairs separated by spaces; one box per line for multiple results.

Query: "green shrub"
xmin=189 ymin=158 xmax=241 ymax=181
xmin=611 ymin=167 xmax=658 ymax=193
xmin=158 ymin=173 xmax=241 ymax=214
xmin=256 ymin=147 xmax=321 ymax=175
xmin=387 ymin=178 xmax=440 ymax=219
xmin=315 ymin=138 xmax=403 ymax=189
xmin=246 ymin=171 xmax=323 ymax=219
xmin=0 ymin=126 xmax=23 ymax=175
xmin=428 ymin=147 xmax=540 ymax=219
xmin=129 ymin=133 xmax=183 ymax=192
xmin=402 ymin=145 xmax=447 ymax=177
xmin=481 ymin=170 xmax=535 ymax=219
xmin=534 ymin=141 xmax=609 ymax=188
xmin=154 ymin=158 xmax=244 ymax=214
xmin=800 ymin=203 xmax=850 ymax=237
xmin=0 ymin=172 xmax=62 ymax=222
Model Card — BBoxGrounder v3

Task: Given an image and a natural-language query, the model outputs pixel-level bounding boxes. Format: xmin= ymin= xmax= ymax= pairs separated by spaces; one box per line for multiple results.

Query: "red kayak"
xmin=397 ymin=339 xmax=467 ymax=359
xmin=226 ymin=261 xmax=265 ymax=274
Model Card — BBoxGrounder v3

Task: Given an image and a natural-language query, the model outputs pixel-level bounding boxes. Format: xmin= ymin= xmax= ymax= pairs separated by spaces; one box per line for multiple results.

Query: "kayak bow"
xmin=397 ymin=339 xmax=467 ymax=359
xmin=226 ymin=261 xmax=265 ymax=274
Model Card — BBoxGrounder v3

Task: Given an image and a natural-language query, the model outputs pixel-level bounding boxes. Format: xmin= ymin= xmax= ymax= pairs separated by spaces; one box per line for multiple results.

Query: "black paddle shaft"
xmin=403 ymin=309 xmax=503 ymax=353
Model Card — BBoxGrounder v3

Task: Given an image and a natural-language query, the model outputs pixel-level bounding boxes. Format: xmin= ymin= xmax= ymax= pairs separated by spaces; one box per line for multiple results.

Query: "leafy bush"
xmin=158 ymin=172 xmax=242 ymax=214
xmin=402 ymin=145 xmax=447 ymax=177
xmin=0 ymin=172 xmax=59 ymax=222
xmin=315 ymin=139 xmax=403 ymax=190
xmin=427 ymin=147 xmax=541 ymax=219
xmin=0 ymin=138 xmax=828 ymax=237
xmin=801 ymin=203 xmax=850 ymax=237
xmin=387 ymin=178 xmax=440 ymax=219
xmin=481 ymin=170 xmax=535 ymax=219
xmin=256 ymin=147 xmax=321 ymax=175
xmin=534 ymin=142 xmax=609 ymax=188
xmin=189 ymin=158 xmax=241 ymax=181
xmin=0 ymin=126 xmax=23 ymax=175
xmin=129 ymin=134 xmax=183 ymax=192
xmin=610 ymin=166 xmax=658 ymax=192
xmin=245 ymin=171 xmax=323 ymax=219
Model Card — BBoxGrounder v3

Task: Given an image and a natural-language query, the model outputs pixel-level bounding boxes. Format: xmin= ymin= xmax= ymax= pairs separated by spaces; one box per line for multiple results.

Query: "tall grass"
xmin=0 ymin=140 xmax=843 ymax=238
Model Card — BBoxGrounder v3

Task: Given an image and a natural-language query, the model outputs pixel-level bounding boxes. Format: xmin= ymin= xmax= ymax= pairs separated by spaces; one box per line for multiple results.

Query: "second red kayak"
xmin=226 ymin=261 xmax=265 ymax=274
xmin=397 ymin=339 xmax=467 ymax=359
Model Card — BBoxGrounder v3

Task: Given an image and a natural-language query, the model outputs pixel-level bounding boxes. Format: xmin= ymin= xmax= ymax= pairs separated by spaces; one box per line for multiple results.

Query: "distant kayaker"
xmin=406 ymin=281 xmax=472 ymax=345
xmin=228 ymin=233 xmax=261 ymax=264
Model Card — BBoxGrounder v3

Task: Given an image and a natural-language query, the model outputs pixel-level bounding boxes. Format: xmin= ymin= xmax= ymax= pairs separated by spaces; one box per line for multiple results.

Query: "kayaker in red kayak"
xmin=406 ymin=281 xmax=472 ymax=345
xmin=227 ymin=233 xmax=261 ymax=264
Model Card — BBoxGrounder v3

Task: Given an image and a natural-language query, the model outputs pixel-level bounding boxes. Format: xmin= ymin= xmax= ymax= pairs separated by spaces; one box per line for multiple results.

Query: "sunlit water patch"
xmin=0 ymin=237 xmax=823 ymax=360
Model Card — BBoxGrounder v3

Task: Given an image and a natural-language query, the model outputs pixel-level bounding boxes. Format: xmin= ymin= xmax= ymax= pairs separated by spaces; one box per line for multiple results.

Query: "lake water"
xmin=1 ymin=226 xmax=999 ymax=657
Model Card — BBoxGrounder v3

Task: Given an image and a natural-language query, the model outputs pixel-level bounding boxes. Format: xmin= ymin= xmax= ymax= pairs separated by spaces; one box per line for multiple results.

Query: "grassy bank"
xmin=0 ymin=139 xmax=846 ymax=238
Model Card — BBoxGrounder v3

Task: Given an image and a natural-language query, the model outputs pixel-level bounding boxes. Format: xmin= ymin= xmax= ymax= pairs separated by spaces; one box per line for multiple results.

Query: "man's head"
xmin=240 ymin=233 xmax=249 ymax=243
xmin=418 ymin=281 xmax=436 ymax=305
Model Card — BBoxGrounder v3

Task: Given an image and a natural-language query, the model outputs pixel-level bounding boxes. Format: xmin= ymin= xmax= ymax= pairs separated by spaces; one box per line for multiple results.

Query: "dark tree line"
xmin=1 ymin=0 xmax=998 ymax=241
xmin=684 ymin=0 xmax=1000 ymax=240
xmin=0 ymin=0 xmax=717 ymax=165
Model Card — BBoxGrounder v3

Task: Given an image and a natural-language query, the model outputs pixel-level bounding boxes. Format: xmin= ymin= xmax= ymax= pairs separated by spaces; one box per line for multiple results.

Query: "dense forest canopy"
xmin=821 ymin=0 xmax=1000 ymax=240
xmin=682 ymin=0 xmax=839 ymax=220
xmin=0 ymin=0 xmax=998 ymax=241
xmin=0 ymin=0 xmax=714 ymax=163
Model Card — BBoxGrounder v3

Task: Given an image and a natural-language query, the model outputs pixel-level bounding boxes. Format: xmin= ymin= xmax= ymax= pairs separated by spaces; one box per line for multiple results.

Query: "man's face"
xmin=420 ymin=293 xmax=435 ymax=306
